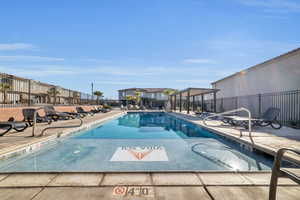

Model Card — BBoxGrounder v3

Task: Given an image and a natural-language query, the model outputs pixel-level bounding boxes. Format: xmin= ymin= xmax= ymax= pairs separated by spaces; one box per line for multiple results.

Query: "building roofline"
xmin=211 ymin=47 xmax=300 ymax=85
xmin=118 ymin=88 xmax=175 ymax=92
xmin=118 ymin=88 xmax=147 ymax=92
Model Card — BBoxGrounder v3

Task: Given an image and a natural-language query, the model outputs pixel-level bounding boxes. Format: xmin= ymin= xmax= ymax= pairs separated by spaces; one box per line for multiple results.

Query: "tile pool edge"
xmin=0 ymin=111 xmax=126 ymax=162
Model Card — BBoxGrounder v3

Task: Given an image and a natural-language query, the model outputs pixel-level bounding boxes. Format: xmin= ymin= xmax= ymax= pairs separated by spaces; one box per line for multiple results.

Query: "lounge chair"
xmin=44 ymin=106 xmax=73 ymax=121
xmin=98 ymin=105 xmax=111 ymax=112
xmin=223 ymin=107 xmax=282 ymax=129
xmin=22 ymin=108 xmax=52 ymax=126
xmin=0 ymin=118 xmax=28 ymax=136
xmin=195 ymin=111 xmax=216 ymax=119
xmin=76 ymin=107 xmax=94 ymax=116
xmin=120 ymin=105 xmax=127 ymax=111
xmin=91 ymin=106 xmax=103 ymax=113
xmin=92 ymin=106 xmax=110 ymax=113
xmin=49 ymin=106 xmax=85 ymax=118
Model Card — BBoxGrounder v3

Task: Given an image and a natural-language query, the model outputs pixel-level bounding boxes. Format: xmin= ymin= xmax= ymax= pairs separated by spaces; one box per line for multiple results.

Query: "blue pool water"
xmin=0 ymin=112 xmax=284 ymax=172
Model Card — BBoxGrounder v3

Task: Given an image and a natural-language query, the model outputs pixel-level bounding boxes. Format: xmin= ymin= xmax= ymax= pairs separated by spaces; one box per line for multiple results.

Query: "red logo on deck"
xmin=113 ymin=186 xmax=127 ymax=196
xmin=128 ymin=149 xmax=153 ymax=160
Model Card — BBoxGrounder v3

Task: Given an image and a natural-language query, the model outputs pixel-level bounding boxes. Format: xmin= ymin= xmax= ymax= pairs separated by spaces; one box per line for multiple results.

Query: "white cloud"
xmin=0 ymin=43 xmax=36 ymax=51
xmin=237 ymin=0 xmax=300 ymax=13
xmin=0 ymin=64 xmax=160 ymax=77
xmin=91 ymin=67 xmax=156 ymax=76
xmin=0 ymin=55 xmax=64 ymax=62
xmin=95 ymin=80 xmax=145 ymax=85
xmin=175 ymin=79 xmax=212 ymax=84
xmin=183 ymin=58 xmax=217 ymax=64
xmin=0 ymin=65 xmax=76 ymax=77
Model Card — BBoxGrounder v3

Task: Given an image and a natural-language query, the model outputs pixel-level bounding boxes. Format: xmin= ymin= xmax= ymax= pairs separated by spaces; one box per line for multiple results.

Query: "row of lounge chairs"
xmin=0 ymin=106 xmax=111 ymax=136
xmin=195 ymin=107 xmax=282 ymax=130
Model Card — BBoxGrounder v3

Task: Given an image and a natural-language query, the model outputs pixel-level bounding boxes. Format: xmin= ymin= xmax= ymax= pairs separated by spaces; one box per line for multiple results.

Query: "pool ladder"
xmin=202 ymin=107 xmax=252 ymax=137
xmin=31 ymin=107 xmax=83 ymax=137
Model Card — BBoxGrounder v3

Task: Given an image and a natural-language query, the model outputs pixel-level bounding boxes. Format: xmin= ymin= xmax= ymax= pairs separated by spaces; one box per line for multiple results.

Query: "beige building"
xmin=211 ymin=48 xmax=300 ymax=98
xmin=0 ymin=72 xmax=91 ymax=106
xmin=210 ymin=48 xmax=300 ymax=123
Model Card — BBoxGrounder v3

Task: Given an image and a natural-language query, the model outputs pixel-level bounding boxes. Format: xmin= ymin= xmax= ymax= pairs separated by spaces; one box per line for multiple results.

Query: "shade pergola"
xmin=169 ymin=88 xmax=219 ymax=114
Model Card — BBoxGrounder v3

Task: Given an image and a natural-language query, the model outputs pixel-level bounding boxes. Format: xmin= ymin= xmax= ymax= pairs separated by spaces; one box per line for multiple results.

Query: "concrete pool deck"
xmin=0 ymin=171 xmax=299 ymax=199
xmin=0 ymin=109 xmax=125 ymax=159
xmin=169 ymin=111 xmax=300 ymax=165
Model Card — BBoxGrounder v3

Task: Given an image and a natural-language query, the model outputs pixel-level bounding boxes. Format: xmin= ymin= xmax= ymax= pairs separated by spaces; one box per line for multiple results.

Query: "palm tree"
xmin=125 ymin=95 xmax=135 ymax=106
xmin=93 ymin=91 xmax=103 ymax=104
xmin=134 ymin=91 xmax=142 ymax=105
xmin=163 ymin=89 xmax=177 ymax=97
xmin=0 ymin=83 xmax=12 ymax=104
xmin=47 ymin=87 xmax=60 ymax=105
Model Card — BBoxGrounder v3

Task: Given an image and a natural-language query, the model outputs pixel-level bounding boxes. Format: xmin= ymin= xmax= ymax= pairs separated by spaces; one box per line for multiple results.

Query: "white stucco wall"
xmin=212 ymin=50 xmax=300 ymax=98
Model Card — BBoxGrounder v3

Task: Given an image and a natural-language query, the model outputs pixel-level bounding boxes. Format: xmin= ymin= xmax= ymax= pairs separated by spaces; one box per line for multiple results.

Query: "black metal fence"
xmin=204 ymin=90 xmax=300 ymax=127
xmin=0 ymin=73 xmax=101 ymax=107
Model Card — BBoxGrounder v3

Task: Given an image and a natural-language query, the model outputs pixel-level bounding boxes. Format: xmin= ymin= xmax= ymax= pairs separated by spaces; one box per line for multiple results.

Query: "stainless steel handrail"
xmin=203 ymin=107 xmax=252 ymax=137
xmin=31 ymin=107 xmax=46 ymax=137
xmin=39 ymin=117 xmax=83 ymax=137
xmin=32 ymin=107 xmax=83 ymax=137
xmin=269 ymin=148 xmax=300 ymax=200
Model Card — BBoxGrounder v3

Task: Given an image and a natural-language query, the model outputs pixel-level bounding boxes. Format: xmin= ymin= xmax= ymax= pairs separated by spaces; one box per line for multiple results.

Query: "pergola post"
xmin=201 ymin=94 xmax=204 ymax=112
xmin=187 ymin=90 xmax=190 ymax=114
xmin=174 ymin=95 xmax=177 ymax=111
xmin=168 ymin=96 xmax=173 ymax=110
xmin=192 ymin=96 xmax=195 ymax=111
xmin=213 ymin=91 xmax=217 ymax=113
xmin=179 ymin=93 xmax=182 ymax=112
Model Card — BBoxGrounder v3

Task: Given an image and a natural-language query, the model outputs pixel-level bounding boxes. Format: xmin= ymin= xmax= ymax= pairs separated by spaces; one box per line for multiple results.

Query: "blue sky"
xmin=0 ymin=0 xmax=299 ymax=98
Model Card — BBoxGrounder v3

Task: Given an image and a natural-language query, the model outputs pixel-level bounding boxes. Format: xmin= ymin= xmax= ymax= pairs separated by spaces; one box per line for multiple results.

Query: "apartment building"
xmin=211 ymin=48 xmax=300 ymax=98
xmin=0 ymin=73 xmax=91 ymax=106
xmin=118 ymin=88 xmax=175 ymax=108
xmin=210 ymin=47 xmax=300 ymax=121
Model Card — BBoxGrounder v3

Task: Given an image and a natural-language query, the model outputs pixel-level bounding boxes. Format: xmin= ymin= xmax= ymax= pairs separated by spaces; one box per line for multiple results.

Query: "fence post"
xmin=213 ymin=91 xmax=217 ymax=113
xmin=179 ymin=93 xmax=182 ymax=112
xmin=28 ymin=80 xmax=31 ymax=106
xmin=201 ymin=94 xmax=204 ymax=112
xmin=221 ymin=98 xmax=224 ymax=112
xmin=79 ymin=93 xmax=82 ymax=105
xmin=258 ymin=94 xmax=262 ymax=117
xmin=53 ymin=87 xmax=56 ymax=105
xmin=187 ymin=90 xmax=190 ymax=114
xmin=68 ymin=89 xmax=71 ymax=105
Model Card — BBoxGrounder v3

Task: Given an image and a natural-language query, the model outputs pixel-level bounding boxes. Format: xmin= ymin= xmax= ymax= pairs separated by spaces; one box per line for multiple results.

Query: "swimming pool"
xmin=0 ymin=112 xmax=288 ymax=172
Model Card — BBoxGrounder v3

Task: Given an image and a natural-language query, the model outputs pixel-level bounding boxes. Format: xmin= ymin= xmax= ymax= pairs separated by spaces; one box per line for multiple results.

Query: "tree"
xmin=163 ymin=89 xmax=177 ymax=97
xmin=125 ymin=91 xmax=142 ymax=106
xmin=125 ymin=95 xmax=135 ymax=106
xmin=125 ymin=95 xmax=134 ymax=101
xmin=134 ymin=91 xmax=142 ymax=105
xmin=0 ymin=83 xmax=12 ymax=104
xmin=47 ymin=87 xmax=60 ymax=105
xmin=93 ymin=91 xmax=103 ymax=104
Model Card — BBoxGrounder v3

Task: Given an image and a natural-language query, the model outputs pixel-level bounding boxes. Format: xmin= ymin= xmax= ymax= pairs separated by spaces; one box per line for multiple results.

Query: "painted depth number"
xmin=113 ymin=186 xmax=154 ymax=197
